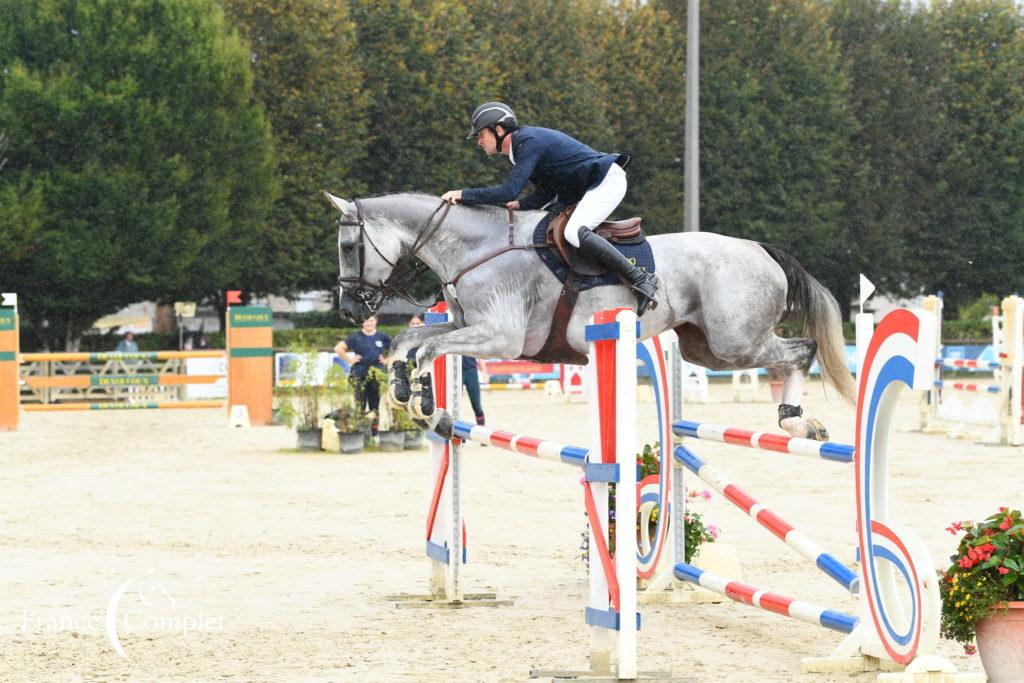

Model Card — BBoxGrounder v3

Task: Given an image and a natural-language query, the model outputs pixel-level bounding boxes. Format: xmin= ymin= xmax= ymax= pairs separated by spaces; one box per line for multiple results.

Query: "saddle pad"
xmin=532 ymin=213 xmax=656 ymax=291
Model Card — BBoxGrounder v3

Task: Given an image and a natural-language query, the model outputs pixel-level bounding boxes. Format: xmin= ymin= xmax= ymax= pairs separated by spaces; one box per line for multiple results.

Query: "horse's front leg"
xmin=408 ymin=322 xmax=527 ymax=437
xmin=385 ymin=322 xmax=458 ymax=409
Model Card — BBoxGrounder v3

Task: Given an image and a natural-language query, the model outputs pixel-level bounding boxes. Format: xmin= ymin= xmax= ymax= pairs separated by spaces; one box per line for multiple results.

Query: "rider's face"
xmin=476 ymin=127 xmax=500 ymax=156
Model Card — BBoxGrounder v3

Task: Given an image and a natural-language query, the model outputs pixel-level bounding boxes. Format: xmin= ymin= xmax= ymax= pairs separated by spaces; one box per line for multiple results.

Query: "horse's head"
xmin=324 ymin=192 xmax=402 ymax=324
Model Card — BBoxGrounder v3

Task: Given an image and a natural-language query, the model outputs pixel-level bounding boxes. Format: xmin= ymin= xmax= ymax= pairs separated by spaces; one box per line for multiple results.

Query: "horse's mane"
xmin=366 ymin=192 xmax=536 ymax=223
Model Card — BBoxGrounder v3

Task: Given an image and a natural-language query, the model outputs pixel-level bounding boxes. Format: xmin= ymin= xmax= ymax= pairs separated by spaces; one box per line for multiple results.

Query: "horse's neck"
xmin=377 ymin=197 xmax=518 ymax=284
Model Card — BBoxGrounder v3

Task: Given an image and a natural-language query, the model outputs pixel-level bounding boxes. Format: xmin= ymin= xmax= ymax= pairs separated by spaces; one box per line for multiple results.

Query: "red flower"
xmin=1000 ymin=506 xmax=1008 ymax=514
xmin=959 ymin=557 xmax=974 ymax=569
xmin=998 ymin=566 xmax=1010 ymax=575
xmin=964 ymin=644 xmax=977 ymax=655
xmin=1000 ymin=516 xmax=1012 ymax=530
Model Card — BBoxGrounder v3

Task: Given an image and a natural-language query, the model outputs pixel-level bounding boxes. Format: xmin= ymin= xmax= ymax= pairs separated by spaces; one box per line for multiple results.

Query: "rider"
xmin=440 ymin=102 xmax=659 ymax=316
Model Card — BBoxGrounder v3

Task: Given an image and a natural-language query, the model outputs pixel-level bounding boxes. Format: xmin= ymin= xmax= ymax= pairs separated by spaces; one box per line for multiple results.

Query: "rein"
xmin=336 ymin=199 xmax=452 ymax=314
xmin=446 ymin=208 xmax=539 ymax=288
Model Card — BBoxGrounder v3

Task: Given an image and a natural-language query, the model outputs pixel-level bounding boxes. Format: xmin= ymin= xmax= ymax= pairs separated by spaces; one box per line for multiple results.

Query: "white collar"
xmin=508 ymin=132 xmax=515 ymax=165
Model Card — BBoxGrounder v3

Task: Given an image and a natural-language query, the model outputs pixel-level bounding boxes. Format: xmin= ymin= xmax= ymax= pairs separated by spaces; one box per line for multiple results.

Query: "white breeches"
xmin=563 ymin=163 xmax=627 ymax=247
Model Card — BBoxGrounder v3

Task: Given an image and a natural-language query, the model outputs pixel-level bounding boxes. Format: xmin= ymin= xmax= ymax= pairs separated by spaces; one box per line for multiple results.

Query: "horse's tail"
xmin=759 ymin=243 xmax=857 ymax=405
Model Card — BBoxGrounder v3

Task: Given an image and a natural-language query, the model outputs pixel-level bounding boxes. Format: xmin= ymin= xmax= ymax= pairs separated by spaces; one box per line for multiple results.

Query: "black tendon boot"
xmin=576 ymin=227 xmax=659 ymax=315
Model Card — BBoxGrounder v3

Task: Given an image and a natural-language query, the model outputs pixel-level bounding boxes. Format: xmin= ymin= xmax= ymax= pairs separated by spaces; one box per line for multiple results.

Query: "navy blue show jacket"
xmin=460 ymin=126 xmax=620 ymax=210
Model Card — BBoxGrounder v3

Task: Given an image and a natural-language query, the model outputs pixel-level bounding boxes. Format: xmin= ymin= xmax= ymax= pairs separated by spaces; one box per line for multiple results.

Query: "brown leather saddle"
xmin=520 ymin=205 xmax=645 ymax=365
xmin=545 ymin=204 xmax=644 ymax=276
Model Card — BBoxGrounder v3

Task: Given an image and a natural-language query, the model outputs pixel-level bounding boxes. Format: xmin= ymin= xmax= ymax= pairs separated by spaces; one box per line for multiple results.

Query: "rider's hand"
xmin=441 ymin=190 xmax=462 ymax=205
xmin=505 ymin=200 xmax=520 ymax=210
xmin=350 ymin=353 xmax=362 ymax=363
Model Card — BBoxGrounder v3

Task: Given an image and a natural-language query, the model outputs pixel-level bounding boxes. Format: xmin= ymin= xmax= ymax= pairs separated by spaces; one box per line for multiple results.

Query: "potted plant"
xmin=580 ymin=443 xmax=718 ymax=567
xmin=271 ymin=387 xmax=291 ymax=426
xmin=394 ymin=407 xmax=426 ymax=449
xmin=277 ymin=349 xmax=325 ymax=451
xmin=940 ymin=507 xmax=1024 ymax=681
xmin=367 ymin=366 xmax=406 ymax=451
xmin=324 ymin=364 xmax=369 ymax=454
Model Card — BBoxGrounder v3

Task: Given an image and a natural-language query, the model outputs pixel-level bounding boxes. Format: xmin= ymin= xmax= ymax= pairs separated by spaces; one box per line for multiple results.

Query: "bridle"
xmin=336 ymin=198 xmax=452 ymax=316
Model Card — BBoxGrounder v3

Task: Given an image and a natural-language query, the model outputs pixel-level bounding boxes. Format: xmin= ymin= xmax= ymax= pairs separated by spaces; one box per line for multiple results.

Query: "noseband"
xmin=336 ymin=198 xmax=452 ymax=315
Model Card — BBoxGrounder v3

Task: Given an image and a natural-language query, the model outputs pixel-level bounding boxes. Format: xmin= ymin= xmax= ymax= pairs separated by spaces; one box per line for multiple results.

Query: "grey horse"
xmin=325 ymin=192 xmax=855 ymax=440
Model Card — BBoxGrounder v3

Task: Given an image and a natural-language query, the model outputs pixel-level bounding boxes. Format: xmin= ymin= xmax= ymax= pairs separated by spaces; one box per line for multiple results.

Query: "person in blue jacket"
xmin=334 ymin=315 xmax=391 ymax=436
xmin=441 ymin=101 xmax=659 ymax=315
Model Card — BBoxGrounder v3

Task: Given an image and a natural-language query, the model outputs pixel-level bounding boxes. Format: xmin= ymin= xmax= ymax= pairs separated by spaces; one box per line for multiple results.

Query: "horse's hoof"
xmin=389 ymin=361 xmax=411 ymax=404
xmin=386 ymin=382 xmax=408 ymax=409
xmin=779 ymin=416 xmax=828 ymax=441
xmin=804 ymin=418 xmax=829 ymax=441
xmin=409 ymin=375 xmax=435 ymax=420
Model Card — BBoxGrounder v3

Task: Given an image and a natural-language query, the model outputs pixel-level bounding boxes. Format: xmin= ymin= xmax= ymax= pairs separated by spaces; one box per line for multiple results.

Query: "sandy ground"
xmin=0 ymin=379 xmax=1017 ymax=682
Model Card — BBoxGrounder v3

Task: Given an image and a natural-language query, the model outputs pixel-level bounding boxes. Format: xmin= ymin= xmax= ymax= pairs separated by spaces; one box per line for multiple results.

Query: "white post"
xmin=855 ymin=313 xmax=873 ymax=378
xmin=1002 ymin=296 xmax=1023 ymax=446
xmin=425 ymin=306 xmax=464 ymax=602
xmin=919 ymin=295 xmax=943 ymax=431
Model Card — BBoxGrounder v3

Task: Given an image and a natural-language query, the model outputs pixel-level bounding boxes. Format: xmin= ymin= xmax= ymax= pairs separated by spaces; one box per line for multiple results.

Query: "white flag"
xmin=858 ymin=275 xmax=875 ymax=310
xmin=1 ymin=293 xmax=16 ymax=308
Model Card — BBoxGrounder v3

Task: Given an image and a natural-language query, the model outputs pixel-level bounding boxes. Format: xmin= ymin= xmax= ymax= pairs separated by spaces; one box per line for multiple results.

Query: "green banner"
xmin=0 ymin=309 xmax=15 ymax=331
xmin=0 ymin=351 xmax=15 ymax=361
xmin=229 ymin=347 xmax=274 ymax=358
xmin=89 ymin=352 xmax=160 ymax=362
xmin=91 ymin=375 xmax=159 ymax=387
xmin=229 ymin=306 xmax=273 ymax=327
xmin=88 ymin=402 xmax=160 ymax=410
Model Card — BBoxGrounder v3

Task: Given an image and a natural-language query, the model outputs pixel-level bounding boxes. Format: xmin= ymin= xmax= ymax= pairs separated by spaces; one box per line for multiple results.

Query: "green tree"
xmin=827 ymin=0 xmax=950 ymax=306
xmin=0 ymin=0 xmax=277 ymax=348
xmin=602 ymin=0 xmax=687 ymax=230
xmin=468 ymin=0 xmax=616 ymax=154
xmin=918 ymin=0 xmax=1024 ymax=311
xmin=694 ymin=0 xmax=857 ymax=293
xmin=350 ymin=0 xmax=499 ymax=194
xmin=221 ymin=0 xmax=368 ymax=294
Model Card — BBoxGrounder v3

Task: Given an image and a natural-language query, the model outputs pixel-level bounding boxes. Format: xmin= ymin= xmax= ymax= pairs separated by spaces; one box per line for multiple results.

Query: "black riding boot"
xmin=576 ymin=227 xmax=659 ymax=316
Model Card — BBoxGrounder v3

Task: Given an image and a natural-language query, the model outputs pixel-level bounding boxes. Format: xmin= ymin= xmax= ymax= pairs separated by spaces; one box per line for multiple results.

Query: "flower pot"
xmin=296 ymin=428 xmax=322 ymax=452
xmin=976 ymin=601 xmax=1024 ymax=682
xmin=338 ymin=431 xmax=365 ymax=454
xmin=377 ymin=430 xmax=405 ymax=451
xmin=404 ymin=430 xmax=425 ymax=450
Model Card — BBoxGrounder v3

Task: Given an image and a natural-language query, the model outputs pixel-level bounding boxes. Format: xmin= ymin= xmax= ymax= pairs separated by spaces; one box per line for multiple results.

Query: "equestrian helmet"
xmin=466 ymin=101 xmax=518 ymax=139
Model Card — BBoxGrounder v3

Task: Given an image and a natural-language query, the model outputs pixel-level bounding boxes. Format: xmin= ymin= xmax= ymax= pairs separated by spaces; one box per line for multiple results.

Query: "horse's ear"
xmin=323 ymin=191 xmax=356 ymax=217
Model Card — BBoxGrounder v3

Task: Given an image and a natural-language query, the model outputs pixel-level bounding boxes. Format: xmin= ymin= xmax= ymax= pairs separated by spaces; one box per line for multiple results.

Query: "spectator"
xmin=406 ymin=313 xmax=424 ymax=362
xmin=115 ymin=332 xmax=140 ymax=355
xmin=334 ymin=315 xmax=391 ymax=436
xmin=461 ymin=355 xmax=485 ymax=426
xmin=115 ymin=331 xmax=140 ymax=369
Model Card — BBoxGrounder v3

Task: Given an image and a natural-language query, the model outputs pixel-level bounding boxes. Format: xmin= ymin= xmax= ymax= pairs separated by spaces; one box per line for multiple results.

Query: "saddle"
xmin=545 ymin=205 xmax=645 ymax=276
xmin=520 ymin=205 xmax=647 ymax=365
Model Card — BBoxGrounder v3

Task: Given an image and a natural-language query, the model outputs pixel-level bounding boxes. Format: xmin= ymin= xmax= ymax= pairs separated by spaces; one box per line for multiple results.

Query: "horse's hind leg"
xmin=769 ymin=338 xmax=831 ymax=440
xmin=675 ymin=323 xmax=830 ymax=440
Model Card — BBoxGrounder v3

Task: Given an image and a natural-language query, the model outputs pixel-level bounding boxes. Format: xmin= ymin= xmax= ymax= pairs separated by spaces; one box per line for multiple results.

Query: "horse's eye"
xmin=343 ymin=245 xmax=354 ymax=254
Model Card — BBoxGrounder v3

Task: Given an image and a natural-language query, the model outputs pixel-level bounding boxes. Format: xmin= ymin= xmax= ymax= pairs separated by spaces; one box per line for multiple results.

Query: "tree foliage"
xmin=221 ymin=0 xmax=367 ymax=294
xmin=0 ymin=0 xmax=277 ymax=348
xmin=5 ymin=0 xmax=1024 ymax=340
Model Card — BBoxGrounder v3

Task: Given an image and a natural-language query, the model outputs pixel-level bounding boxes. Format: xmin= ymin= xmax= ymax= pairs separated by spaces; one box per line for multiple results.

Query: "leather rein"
xmin=446 ymin=208 xmax=539 ymax=288
xmin=336 ymin=201 xmax=536 ymax=314
xmin=335 ymin=198 xmax=452 ymax=314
